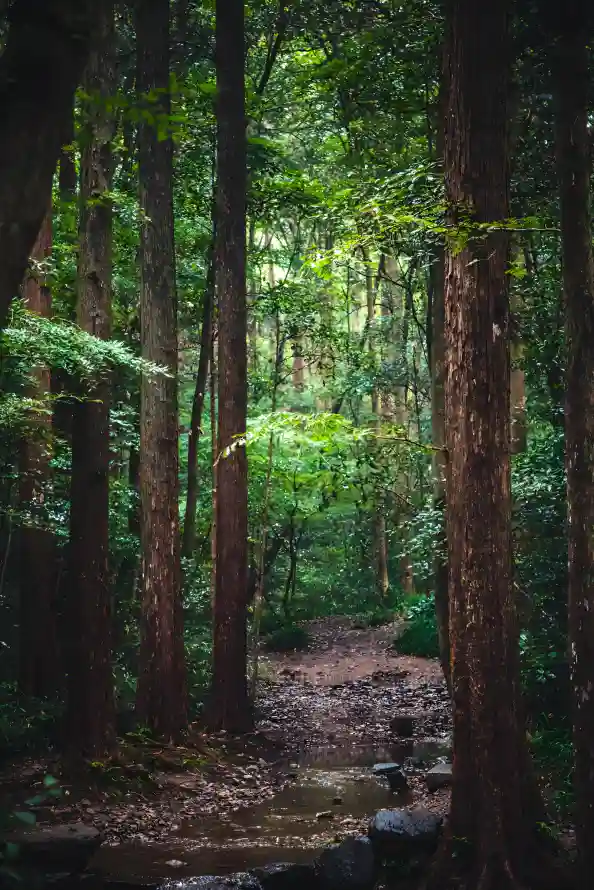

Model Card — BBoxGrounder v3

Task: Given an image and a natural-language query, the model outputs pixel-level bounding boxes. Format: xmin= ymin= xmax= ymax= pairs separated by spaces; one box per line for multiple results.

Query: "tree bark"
xmin=554 ymin=6 xmax=594 ymax=887
xmin=181 ymin=234 xmax=214 ymax=560
xmin=18 ymin=208 xmax=59 ymax=699
xmin=66 ymin=1 xmax=115 ymax=757
xmin=136 ymin=0 xmax=187 ymax=740
xmin=427 ymin=3 xmax=569 ymax=888
xmin=0 ymin=0 xmax=103 ymax=329
xmin=363 ymin=247 xmax=390 ymax=598
xmin=209 ymin=0 xmax=252 ymax=732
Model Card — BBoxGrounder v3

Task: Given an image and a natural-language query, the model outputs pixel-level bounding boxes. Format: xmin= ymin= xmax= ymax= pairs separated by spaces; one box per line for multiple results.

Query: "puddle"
xmin=90 ymin=741 xmax=448 ymax=885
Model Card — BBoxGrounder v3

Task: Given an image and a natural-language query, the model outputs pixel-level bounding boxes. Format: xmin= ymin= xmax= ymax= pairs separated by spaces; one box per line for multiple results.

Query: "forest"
xmin=0 ymin=0 xmax=593 ymax=889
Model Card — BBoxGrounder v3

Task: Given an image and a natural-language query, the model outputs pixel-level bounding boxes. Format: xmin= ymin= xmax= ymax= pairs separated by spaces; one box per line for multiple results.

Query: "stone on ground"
xmin=368 ymin=807 xmax=442 ymax=858
xmin=250 ymin=862 xmax=318 ymax=890
xmin=5 ymin=822 xmax=102 ymax=872
xmin=316 ymin=835 xmax=375 ymax=890
xmin=159 ymin=875 xmax=262 ymax=890
xmin=425 ymin=761 xmax=452 ymax=791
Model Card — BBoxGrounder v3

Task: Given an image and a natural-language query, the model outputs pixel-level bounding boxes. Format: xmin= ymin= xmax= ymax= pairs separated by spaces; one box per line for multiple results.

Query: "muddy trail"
xmin=5 ymin=619 xmax=452 ymax=886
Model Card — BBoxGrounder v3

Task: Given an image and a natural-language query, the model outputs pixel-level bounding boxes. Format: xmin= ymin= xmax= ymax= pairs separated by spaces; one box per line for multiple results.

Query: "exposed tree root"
xmin=422 ymin=833 xmax=576 ymax=890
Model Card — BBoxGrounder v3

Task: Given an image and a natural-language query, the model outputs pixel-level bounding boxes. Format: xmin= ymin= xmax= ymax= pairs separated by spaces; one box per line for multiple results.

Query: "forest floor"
xmin=1 ymin=617 xmax=452 ymax=877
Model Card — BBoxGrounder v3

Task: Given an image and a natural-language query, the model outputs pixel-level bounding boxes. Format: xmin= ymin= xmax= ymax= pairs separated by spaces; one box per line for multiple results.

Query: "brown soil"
xmin=0 ymin=618 xmax=451 ymax=848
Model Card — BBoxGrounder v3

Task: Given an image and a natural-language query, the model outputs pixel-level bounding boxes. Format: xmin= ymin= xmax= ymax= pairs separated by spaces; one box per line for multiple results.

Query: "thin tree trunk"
xmin=554 ymin=7 xmax=594 ymax=887
xmin=18 ymin=207 xmax=59 ymax=699
xmin=0 ymin=0 xmax=103 ymax=328
xmin=210 ymin=329 xmax=218 ymax=611
xmin=363 ymin=247 xmax=389 ymax=598
xmin=66 ymin=1 xmax=115 ymax=756
xmin=427 ymin=3 xmax=569 ymax=887
xmin=136 ymin=0 xmax=187 ymax=740
xmin=181 ymin=241 xmax=214 ymax=559
xmin=209 ymin=0 xmax=252 ymax=732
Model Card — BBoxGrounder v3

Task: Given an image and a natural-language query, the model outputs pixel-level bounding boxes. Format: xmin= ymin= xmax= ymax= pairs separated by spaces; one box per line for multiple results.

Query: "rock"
xmin=332 ymin=796 xmax=343 ymax=805
xmin=165 ymin=860 xmax=187 ymax=868
xmin=316 ymin=836 xmax=375 ymax=890
xmin=250 ymin=862 xmax=318 ymax=890
xmin=368 ymin=807 xmax=442 ymax=857
xmin=372 ymin=763 xmax=408 ymax=793
xmin=316 ymin=810 xmax=334 ymax=821
xmin=387 ymin=771 xmax=409 ymax=793
xmin=389 ymin=713 xmax=416 ymax=737
xmin=4 ymin=822 xmax=102 ymax=872
xmin=371 ymin=763 xmax=402 ymax=776
xmin=158 ymin=875 xmax=262 ymax=890
xmin=425 ymin=762 xmax=452 ymax=792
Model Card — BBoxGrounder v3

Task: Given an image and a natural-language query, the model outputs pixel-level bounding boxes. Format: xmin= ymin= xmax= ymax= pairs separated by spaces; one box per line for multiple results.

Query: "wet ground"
xmin=86 ymin=619 xmax=451 ymax=885
xmin=90 ymin=738 xmax=451 ymax=884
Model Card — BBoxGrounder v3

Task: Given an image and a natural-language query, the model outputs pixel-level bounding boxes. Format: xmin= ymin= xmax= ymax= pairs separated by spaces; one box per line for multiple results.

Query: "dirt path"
xmin=256 ymin=618 xmax=448 ymax=751
xmin=3 ymin=618 xmax=451 ymax=850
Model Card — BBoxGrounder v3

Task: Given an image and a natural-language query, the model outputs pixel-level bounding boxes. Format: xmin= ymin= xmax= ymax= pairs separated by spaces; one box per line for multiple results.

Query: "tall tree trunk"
xmin=136 ymin=0 xmax=187 ymax=740
xmin=18 ymin=207 xmax=59 ymax=699
xmin=0 ymin=0 xmax=103 ymax=328
xmin=363 ymin=248 xmax=389 ymax=598
xmin=209 ymin=0 xmax=252 ymax=732
xmin=554 ymin=6 xmax=594 ymax=887
xmin=427 ymin=3 xmax=568 ymax=888
xmin=66 ymin=1 xmax=115 ymax=756
xmin=181 ymin=240 xmax=214 ymax=559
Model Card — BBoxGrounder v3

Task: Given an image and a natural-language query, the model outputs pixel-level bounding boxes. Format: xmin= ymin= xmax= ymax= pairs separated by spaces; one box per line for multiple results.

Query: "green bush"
xmin=262 ymin=624 xmax=310 ymax=652
xmin=394 ymin=594 xmax=439 ymax=659
xmin=0 ymin=684 xmax=62 ymax=759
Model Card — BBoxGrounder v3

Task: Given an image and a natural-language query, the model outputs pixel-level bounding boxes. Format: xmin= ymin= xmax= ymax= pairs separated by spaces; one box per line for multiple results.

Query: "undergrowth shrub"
xmin=262 ymin=624 xmax=310 ymax=652
xmin=394 ymin=593 xmax=439 ymax=659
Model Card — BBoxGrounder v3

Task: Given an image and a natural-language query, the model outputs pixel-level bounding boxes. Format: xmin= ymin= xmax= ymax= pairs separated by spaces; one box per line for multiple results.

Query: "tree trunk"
xmin=427 ymin=3 xmax=569 ymax=887
xmin=18 ymin=208 xmax=59 ymax=699
xmin=181 ymin=240 xmax=214 ymax=559
xmin=363 ymin=248 xmax=389 ymax=598
xmin=554 ymin=7 xmax=594 ymax=887
xmin=66 ymin=1 xmax=115 ymax=757
xmin=136 ymin=0 xmax=187 ymax=740
xmin=0 ymin=0 xmax=103 ymax=329
xmin=209 ymin=0 xmax=252 ymax=733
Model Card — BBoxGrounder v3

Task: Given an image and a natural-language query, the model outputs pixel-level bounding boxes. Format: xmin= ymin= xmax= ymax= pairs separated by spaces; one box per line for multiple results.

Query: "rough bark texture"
xmin=136 ymin=0 xmax=187 ymax=740
xmin=18 ymin=209 xmax=59 ymax=699
xmin=66 ymin=2 xmax=115 ymax=757
xmin=427 ymin=3 xmax=569 ymax=888
xmin=209 ymin=0 xmax=252 ymax=732
xmin=0 ymin=0 xmax=104 ymax=329
xmin=181 ymin=238 xmax=214 ymax=560
xmin=554 ymin=7 xmax=594 ymax=887
xmin=364 ymin=249 xmax=389 ymax=598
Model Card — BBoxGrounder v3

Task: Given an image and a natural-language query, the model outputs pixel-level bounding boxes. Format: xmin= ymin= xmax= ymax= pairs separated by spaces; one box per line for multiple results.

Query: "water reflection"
xmin=90 ymin=741 xmax=448 ymax=884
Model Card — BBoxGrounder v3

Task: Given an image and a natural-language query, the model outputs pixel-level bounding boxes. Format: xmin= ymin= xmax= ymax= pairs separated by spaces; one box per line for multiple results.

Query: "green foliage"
xmin=395 ymin=594 xmax=440 ymax=659
xmin=262 ymin=624 xmax=310 ymax=652
xmin=530 ymin=726 xmax=573 ymax=817
xmin=0 ymin=685 xmax=62 ymax=759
